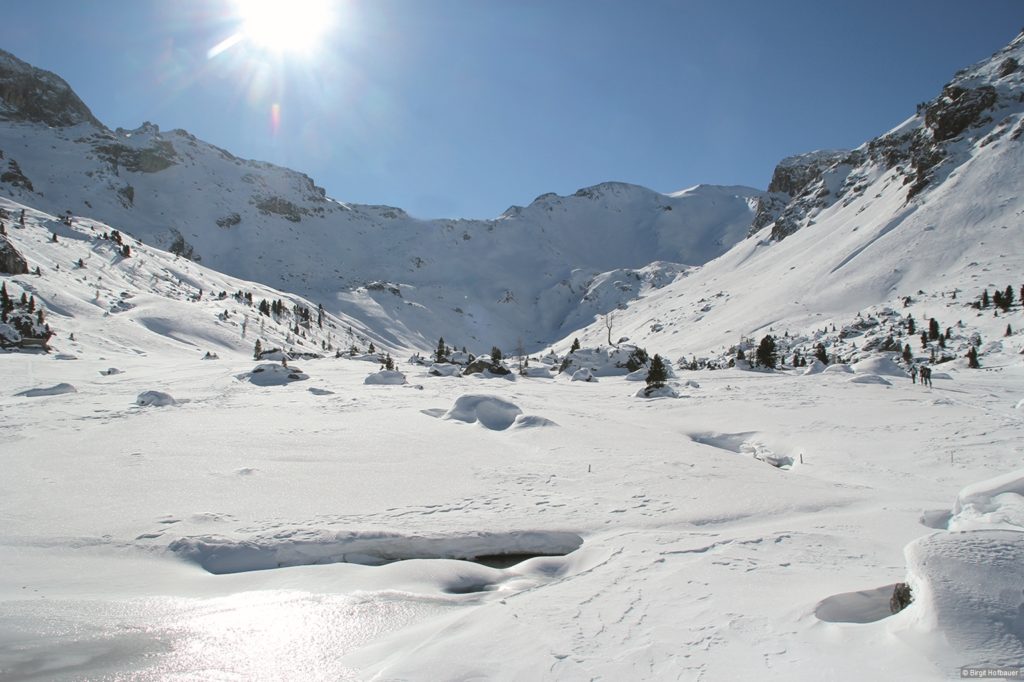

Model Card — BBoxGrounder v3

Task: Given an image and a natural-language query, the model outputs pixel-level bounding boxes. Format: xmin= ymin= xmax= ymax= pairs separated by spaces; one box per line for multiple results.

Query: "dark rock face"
xmin=0 ymin=49 xmax=104 ymax=128
xmin=0 ymin=159 xmax=33 ymax=192
xmin=750 ymin=151 xmax=850 ymax=239
xmin=889 ymin=582 xmax=913 ymax=614
xmin=923 ymin=85 xmax=997 ymax=142
xmin=94 ymin=139 xmax=177 ymax=173
xmin=0 ymin=235 xmax=28 ymax=274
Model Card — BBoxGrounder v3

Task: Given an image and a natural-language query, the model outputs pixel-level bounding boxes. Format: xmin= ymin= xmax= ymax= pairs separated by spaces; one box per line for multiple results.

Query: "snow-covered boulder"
xmin=98 ymin=367 xmax=123 ymax=376
xmin=242 ymin=363 xmax=309 ymax=386
xmin=136 ymin=390 xmax=176 ymax=407
xmin=823 ymin=363 xmax=854 ymax=374
xmin=625 ymin=368 xmax=647 ymax=382
xmin=847 ymin=374 xmax=891 ymax=386
xmin=442 ymin=394 xmax=523 ymax=431
xmin=635 ymin=385 xmax=679 ymax=399
xmin=428 ymin=363 xmax=461 ymax=377
xmin=364 ymin=370 xmax=407 ymax=385
xmin=16 ymin=383 xmax=77 ymax=397
xmin=521 ymin=365 xmax=553 ymax=378
xmin=571 ymin=368 xmax=595 ymax=382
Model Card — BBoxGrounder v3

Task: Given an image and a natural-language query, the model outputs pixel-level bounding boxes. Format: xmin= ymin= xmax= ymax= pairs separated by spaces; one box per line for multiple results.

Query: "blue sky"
xmin=3 ymin=1 xmax=1022 ymax=218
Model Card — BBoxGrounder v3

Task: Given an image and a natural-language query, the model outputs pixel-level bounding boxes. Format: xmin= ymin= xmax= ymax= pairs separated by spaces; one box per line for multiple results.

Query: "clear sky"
xmin=2 ymin=1 xmax=1022 ymax=219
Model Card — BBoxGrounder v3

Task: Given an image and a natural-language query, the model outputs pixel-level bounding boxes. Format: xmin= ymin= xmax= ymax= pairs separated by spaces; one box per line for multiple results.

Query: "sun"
xmin=234 ymin=0 xmax=336 ymax=55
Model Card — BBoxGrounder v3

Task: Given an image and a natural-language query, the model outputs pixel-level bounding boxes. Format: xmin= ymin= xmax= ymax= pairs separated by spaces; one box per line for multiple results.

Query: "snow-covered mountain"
xmin=564 ymin=30 xmax=1024 ymax=364
xmin=0 ymin=48 xmax=760 ymax=354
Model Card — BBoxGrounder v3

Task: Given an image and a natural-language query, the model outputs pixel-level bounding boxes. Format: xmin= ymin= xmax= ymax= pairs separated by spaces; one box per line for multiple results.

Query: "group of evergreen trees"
xmin=0 ymin=280 xmax=52 ymax=347
xmin=978 ymin=285 xmax=1020 ymax=313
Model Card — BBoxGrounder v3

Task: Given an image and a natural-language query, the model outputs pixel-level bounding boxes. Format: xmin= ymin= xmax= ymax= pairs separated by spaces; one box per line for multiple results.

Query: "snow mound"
xmin=625 ymin=368 xmax=647 ymax=382
xmin=16 ymin=383 xmax=77 ymax=397
xmin=802 ymin=359 xmax=826 ymax=375
xmin=98 ymin=368 xmax=123 ymax=376
xmin=851 ymin=356 xmax=906 ymax=377
xmin=571 ymin=368 xmax=595 ymax=382
xmin=950 ymin=469 xmax=1024 ymax=532
xmin=512 ymin=415 xmax=558 ymax=429
xmin=521 ymin=365 xmax=553 ymax=378
xmin=635 ymin=385 xmax=679 ymax=399
xmin=241 ymin=363 xmax=309 ymax=386
xmin=442 ymin=394 xmax=523 ymax=431
xmin=904 ymin=530 xmax=1024 ymax=665
xmin=364 ymin=370 xmax=407 ymax=385
xmin=308 ymin=387 xmax=334 ymax=396
xmin=428 ymin=363 xmax=461 ymax=377
xmin=136 ymin=390 xmax=177 ymax=407
xmin=823 ymin=363 xmax=854 ymax=374
xmin=847 ymin=374 xmax=892 ymax=386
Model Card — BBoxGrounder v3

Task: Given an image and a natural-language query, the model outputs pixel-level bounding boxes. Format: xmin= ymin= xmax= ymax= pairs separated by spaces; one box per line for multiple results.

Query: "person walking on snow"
xmin=910 ymin=365 xmax=918 ymax=384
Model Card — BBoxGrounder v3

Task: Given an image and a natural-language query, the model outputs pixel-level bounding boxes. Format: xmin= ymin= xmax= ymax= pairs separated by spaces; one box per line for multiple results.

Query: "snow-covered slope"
xmin=0 ymin=48 xmax=760 ymax=353
xmin=565 ymin=31 xmax=1024 ymax=365
xmin=0 ymin=197 xmax=388 ymax=361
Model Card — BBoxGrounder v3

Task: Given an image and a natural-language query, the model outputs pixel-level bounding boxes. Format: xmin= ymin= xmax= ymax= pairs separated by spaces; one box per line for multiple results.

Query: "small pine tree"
xmin=1003 ymin=285 xmax=1014 ymax=311
xmin=902 ymin=343 xmax=913 ymax=364
xmin=368 ymin=342 xmax=375 ymax=354
xmin=966 ymin=346 xmax=980 ymax=369
xmin=906 ymin=315 xmax=915 ymax=335
xmin=122 ymin=244 xmax=131 ymax=258
xmin=920 ymin=332 xmax=928 ymax=348
xmin=36 ymin=309 xmax=44 ymax=324
xmin=51 ymin=232 xmax=58 ymax=242
xmin=1006 ymin=324 xmax=1013 ymax=337
xmin=435 ymin=337 xmax=447 ymax=363
xmin=928 ymin=318 xmax=940 ymax=341
xmin=253 ymin=339 xmax=263 ymax=359
xmin=981 ymin=289 xmax=989 ymax=308
xmin=570 ymin=338 xmax=581 ymax=353
xmin=384 ymin=354 xmax=395 ymax=371
xmin=756 ymin=335 xmax=777 ymax=369
xmin=645 ymin=354 xmax=667 ymax=388
xmin=490 ymin=346 xmax=503 ymax=366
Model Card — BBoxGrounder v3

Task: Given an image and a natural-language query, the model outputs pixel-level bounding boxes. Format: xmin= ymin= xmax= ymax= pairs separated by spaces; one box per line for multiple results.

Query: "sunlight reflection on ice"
xmin=0 ymin=591 xmax=452 ymax=680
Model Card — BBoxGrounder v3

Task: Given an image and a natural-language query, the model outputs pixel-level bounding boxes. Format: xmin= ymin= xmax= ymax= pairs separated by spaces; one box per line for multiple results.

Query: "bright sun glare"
xmin=235 ymin=0 xmax=335 ymax=55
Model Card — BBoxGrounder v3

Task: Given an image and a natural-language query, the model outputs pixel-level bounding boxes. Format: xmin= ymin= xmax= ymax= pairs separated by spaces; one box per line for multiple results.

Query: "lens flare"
xmin=270 ymin=102 xmax=281 ymax=134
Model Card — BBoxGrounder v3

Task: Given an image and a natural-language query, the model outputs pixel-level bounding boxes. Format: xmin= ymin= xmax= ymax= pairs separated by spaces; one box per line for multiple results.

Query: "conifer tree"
xmin=490 ymin=346 xmax=503 ymax=366
xmin=981 ymin=289 xmax=989 ymax=308
xmin=645 ymin=354 xmax=667 ymax=388
xmin=967 ymin=346 xmax=980 ymax=369
xmin=1007 ymin=324 xmax=1013 ymax=337
xmin=928 ymin=318 xmax=940 ymax=341
xmin=907 ymin=315 xmax=915 ymax=334
xmin=435 ymin=337 xmax=447 ymax=363
xmin=902 ymin=343 xmax=913 ymax=364
xmin=570 ymin=338 xmax=581 ymax=353
xmin=253 ymin=339 xmax=263 ymax=360
xmin=920 ymin=332 xmax=928 ymax=348
xmin=814 ymin=343 xmax=828 ymax=365
xmin=756 ymin=335 xmax=777 ymax=369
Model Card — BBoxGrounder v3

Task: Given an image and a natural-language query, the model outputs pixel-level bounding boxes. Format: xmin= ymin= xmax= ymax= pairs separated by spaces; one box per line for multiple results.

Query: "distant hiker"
xmin=920 ymin=366 xmax=932 ymax=388
xmin=910 ymin=365 xmax=918 ymax=384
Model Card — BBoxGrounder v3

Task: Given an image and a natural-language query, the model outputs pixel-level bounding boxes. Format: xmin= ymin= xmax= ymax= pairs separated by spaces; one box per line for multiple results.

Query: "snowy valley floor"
xmin=1 ymin=351 xmax=1022 ymax=680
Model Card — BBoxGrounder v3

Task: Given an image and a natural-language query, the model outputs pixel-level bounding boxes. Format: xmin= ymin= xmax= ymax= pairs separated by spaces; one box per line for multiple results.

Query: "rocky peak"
xmin=0 ymin=49 xmax=104 ymax=129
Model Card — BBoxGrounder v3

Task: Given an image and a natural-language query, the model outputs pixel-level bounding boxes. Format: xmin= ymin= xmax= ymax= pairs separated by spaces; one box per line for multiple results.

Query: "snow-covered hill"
xmin=565 ymin=31 xmax=1024 ymax=367
xmin=0 ymin=48 xmax=760 ymax=354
